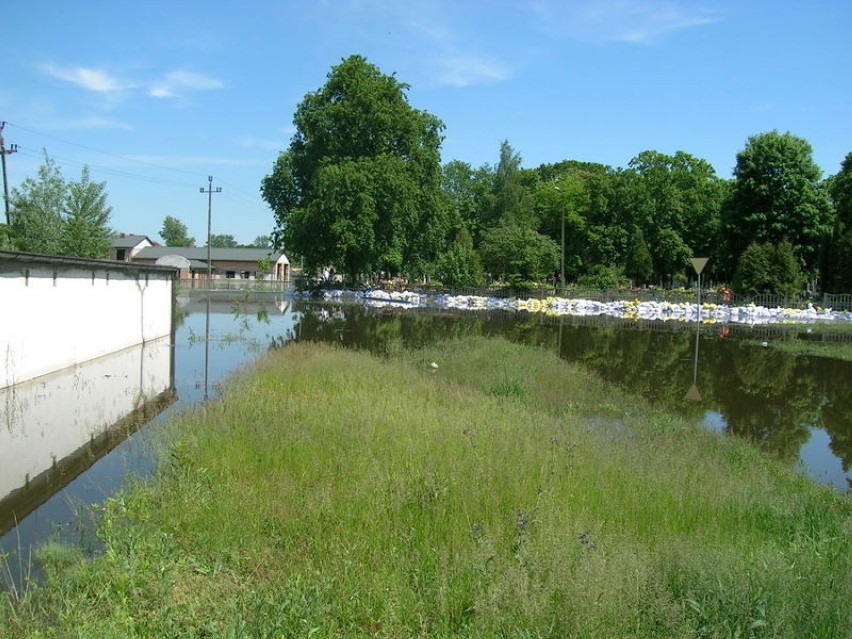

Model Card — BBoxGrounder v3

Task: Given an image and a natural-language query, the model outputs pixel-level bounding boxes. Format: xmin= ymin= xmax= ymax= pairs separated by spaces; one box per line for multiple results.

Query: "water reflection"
xmin=2 ymin=293 xmax=849 ymax=584
xmin=291 ymin=302 xmax=852 ymax=491
xmin=0 ymin=336 xmax=175 ymax=536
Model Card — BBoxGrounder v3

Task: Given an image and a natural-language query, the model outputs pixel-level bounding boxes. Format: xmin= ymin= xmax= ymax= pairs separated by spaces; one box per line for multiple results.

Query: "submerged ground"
xmin=2 ymin=336 xmax=850 ymax=638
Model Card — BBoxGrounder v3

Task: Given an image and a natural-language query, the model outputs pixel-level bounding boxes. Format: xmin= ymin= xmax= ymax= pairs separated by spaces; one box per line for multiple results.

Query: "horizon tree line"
xmin=3 ymin=55 xmax=849 ymax=297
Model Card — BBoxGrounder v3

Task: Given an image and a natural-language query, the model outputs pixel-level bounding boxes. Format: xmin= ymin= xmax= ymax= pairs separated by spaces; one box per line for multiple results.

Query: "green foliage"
xmin=489 ymin=140 xmax=536 ymax=228
xmin=627 ymin=150 xmax=724 ymax=284
xmin=209 ymin=233 xmax=238 ymax=248
xmin=624 ymin=226 xmax=654 ymax=285
xmin=160 ymin=215 xmax=195 ymax=247
xmin=434 ymin=229 xmax=485 ymax=287
xmin=733 ymin=240 xmax=803 ymax=298
xmin=441 ymin=160 xmax=493 ymax=240
xmin=826 ymin=228 xmax=852 ymax=292
xmin=249 ymin=234 xmax=272 ymax=248
xmin=827 ymin=151 xmax=852 ymax=231
xmin=10 ymin=153 xmax=113 ymax=258
xmin=576 ymin=264 xmax=627 ymax=289
xmin=479 ymin=223 xmax=559 ymax=285
xmin=63 ymin=166 xmax=113 ymax=259
xmin=721 ymin=130 xmax=833 ymax=279
xmin=262 ymin=54 xmax=445 ymax=283
xmin=826 ymin=152 xmax=852 ymax=292
xmin=0 ymin=223 xmax=14 ymax=250
xmin=9 ymin=152 xmax=68 ymax=255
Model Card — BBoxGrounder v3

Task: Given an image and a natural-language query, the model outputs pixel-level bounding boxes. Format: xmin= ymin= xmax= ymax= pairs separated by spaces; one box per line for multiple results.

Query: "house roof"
xmin=111 ymin=234 xmax=154 ymax=249
xmin=134 ymin=246 xmax=287 ymax=264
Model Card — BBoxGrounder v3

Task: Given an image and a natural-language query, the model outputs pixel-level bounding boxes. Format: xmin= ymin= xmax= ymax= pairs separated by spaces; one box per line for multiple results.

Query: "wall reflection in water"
xmin=0 ymin=336 xmax=175 ymax=536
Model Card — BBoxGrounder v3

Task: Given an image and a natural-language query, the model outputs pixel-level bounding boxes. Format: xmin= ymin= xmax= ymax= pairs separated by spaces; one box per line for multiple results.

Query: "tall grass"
xmin=2 ymin=337 xmax=850 ymax=638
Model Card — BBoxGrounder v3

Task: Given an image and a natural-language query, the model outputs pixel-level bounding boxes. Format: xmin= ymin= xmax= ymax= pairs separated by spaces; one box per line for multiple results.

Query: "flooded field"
xmin=2 ymin=290 xmax=850 ymax=583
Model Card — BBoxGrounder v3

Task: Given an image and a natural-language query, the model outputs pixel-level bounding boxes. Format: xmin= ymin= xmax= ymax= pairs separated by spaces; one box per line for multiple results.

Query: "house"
xmin=130 ymin=246 xmax=290 ymax=281
xmin=110 ymin=234 xmax=154 ymax=262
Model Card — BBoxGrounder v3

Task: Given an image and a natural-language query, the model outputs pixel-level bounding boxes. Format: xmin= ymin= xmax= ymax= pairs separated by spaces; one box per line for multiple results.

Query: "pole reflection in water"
xmin=684 ymin=322 xmax=702 ymax=402
xmin=204 ymin=293 xmax=211 ymax=400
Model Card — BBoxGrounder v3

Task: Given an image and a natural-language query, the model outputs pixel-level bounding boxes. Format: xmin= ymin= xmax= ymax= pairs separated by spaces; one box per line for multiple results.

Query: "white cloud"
xmin=40 ymin=62 xmax=135 ymax=92
xmin=542 ymin=0 xmax=719 ymax=45
xmin=435 ymin=55 xmax=512 ymax=88
xmin=239 ymin=135 xmax=289 ymax=151
xmin=128 ymin=154 xmax=263 ymax=167
xmin=149 ymin=70 xmax=224 ymax=99
xmin=58 ymin=116 xmax=134 ymax=131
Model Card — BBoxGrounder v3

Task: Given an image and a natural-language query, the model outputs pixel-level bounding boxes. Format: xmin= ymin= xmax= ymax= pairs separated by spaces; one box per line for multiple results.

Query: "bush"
xmin=576 ymin=264 xmax=628 ymax=289
xmin=733 ymin=240 xmax=803 ymax=298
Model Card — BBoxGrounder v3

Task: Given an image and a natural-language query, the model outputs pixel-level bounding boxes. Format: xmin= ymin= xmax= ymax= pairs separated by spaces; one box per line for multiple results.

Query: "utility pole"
xmin=199 ymin=175 xmax=221 ymax=282
xmin=1 ymin=122 xmax=19 ymax=226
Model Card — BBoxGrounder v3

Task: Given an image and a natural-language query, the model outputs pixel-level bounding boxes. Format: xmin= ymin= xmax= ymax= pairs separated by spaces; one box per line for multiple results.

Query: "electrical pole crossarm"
xmin=1 ymin=121 xmax=19 ymax=226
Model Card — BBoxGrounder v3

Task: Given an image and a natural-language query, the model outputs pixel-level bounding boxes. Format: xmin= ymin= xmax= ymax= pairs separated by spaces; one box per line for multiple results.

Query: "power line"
xmin=14 ymin=146 xmax=198 ymax=190
xmin=6 ymin=121 xmax=205 ymax=178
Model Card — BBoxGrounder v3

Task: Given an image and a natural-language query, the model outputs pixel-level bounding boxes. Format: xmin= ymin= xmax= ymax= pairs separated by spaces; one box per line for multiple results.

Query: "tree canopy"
xmin=209 ymin=233 xmax=238 ymax=248
xmin=257 ymin=72 xmax=847 ymax=296
xmin=262 ymin=54 xmax=445 ymax=282
xmin=9 ymin=153 xmax=112 ymax=258
xmin=160 ymin=216 xmax=195 ymax=247
xmin=720 ymin=130 xmax=832 ymax=279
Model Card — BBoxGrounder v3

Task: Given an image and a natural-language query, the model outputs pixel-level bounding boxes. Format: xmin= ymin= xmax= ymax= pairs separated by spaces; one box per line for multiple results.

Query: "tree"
xmin=262 ymin=54 xmax=445 ymax=283
xmin=441 ymin=159 xmax=493 ymax=240
xmin=732 ymin=240 xmax=803 ymax=298
xmin=63 ymin=166 xmax=112 ymax=259
xmin=826 ymin=152 xmax=852 ymax=292
xmin=160 ymin=216 xmax=195 ymax=247
xmin=209 ymin=233 xmax=238 ymax=248
xmin=624 ymin=227 xmax=653 ymax=285
xmin=720 ymin=131 xmax=833 ymax=279
xmin=250 ymin=235 xmax=272 ymax=248
xmin=434 ymin=228 xmax=484 ymax=287
xmin=489 ymin=140 xmax=536 ymax=228
xmin=0 ymin=224 xmax=12 ymax=250
xmin=627 ymin=150 xmax=724 ymax=285
xmin=10 ymin=152 xmax=112 ymax=258
xmin=9 ymin=152 xmax=66 ymax=254
xmin=479 ymin=223 xmax=559 ymax=286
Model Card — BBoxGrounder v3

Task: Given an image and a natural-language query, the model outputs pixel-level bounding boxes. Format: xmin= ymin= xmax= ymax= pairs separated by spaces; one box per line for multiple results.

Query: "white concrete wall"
xmin=0 ymin=253 xmax=175 ymax=389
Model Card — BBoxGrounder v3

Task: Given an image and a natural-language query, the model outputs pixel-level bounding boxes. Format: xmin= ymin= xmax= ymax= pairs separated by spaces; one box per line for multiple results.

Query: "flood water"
xmin=2 ymin=290 xmax=851 ymax=582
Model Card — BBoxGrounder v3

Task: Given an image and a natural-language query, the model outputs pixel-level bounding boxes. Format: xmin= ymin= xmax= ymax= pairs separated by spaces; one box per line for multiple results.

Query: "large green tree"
xmin=10 ymin=152 xmax=112 ymax=258
xmin=488 ymin=140 xmax=536 ymax=228
xmin=629 ymin=150 xmax=724 ymax=283
xmin=160 ymin=216 xmax=195 ymax=247
xmin=826 ymin=152 xmax=852 ymax=292
xmin=720 ymin=131 xmax=833 ymax=279
xmin=479 ymin=223 xmax=559 ymax=286
xmin=262 ymin=54 xmax=446 ymax=282
xmin=63 ymin=166 xmax=113 ymax=259
xmin=209 ymin=233 xmax=238 ymax=248
xmin=441 ymin=159 xmax=493 ymax=240
xmin=9 ymin=153 xmax=66 ymax=254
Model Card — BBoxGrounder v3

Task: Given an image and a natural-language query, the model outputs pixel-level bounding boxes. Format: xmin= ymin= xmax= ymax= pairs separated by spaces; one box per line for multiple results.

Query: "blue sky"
xmin=2 ymin=1 xmax=850 ymax=246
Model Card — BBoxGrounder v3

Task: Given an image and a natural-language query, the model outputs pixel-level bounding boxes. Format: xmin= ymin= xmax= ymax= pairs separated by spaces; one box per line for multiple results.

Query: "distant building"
xmin=130 ymin=246 xmax=290 ymax=281
xmin=110 ymin=234 xmax=154 ymax=262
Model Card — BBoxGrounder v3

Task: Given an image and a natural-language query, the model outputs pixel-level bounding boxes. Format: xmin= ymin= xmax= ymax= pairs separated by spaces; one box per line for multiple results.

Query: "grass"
xmin=745 ymin=335 xmax=852 ymax=362
xmin=2 ymin=336 xmax=850 ymax=638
